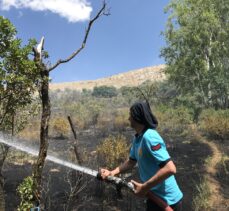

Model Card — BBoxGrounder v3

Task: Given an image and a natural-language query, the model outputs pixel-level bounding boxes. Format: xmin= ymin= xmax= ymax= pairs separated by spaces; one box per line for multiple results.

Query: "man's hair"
xmin=130 ymin=101 xmax=158 ymax=129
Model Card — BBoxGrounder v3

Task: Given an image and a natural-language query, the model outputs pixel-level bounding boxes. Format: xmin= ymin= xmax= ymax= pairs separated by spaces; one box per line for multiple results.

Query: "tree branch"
xmin=47 ymin=2 xmax=108 ymax=72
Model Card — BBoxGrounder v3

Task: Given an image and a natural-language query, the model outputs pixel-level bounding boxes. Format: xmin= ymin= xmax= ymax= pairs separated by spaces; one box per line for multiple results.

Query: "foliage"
xmin=113 ymin=108 xmax=129 ymax=131
xmin=17 ymin=176 xmax=35 ymax=211
xmin=17 ymin=119 xmax=40 ymax=141
xmin=92 ymin=85 xmax=118 ymax=98
xmin=119 ymin=86 xmax=138 ymax=104
xmin=155 ymin=106 xmax=193 ymax=137
xmin=97 ymin=135 xmax=130 ymax=169
xmin=161 ymin=0 xmax=229 ymax=109
xmin=199 ymin=109 xmax=229 ymax=140
xmin=136 ymin=80 xmax=159 ymax=103
xmin=62 ymin=99 xmax=104 ymax=129
xmin=50 ymin=116 xmax=70 ymax=138
xmin=0 ymin=16 xmax=39 ymax=134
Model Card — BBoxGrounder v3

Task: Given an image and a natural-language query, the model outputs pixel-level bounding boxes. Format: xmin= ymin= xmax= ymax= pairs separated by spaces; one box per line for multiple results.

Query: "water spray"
xmin=0 ymin=134 xmax=133 ymax=188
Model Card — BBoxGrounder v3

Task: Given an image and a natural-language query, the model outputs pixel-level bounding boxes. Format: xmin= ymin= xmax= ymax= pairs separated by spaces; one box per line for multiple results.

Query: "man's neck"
xmin=135 ymin=125 xmax=145 ymax=135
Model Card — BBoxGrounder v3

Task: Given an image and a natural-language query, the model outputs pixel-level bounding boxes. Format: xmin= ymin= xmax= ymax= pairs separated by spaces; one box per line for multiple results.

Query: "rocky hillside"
xmin=50 ymin=64 xmax=166 ymax=91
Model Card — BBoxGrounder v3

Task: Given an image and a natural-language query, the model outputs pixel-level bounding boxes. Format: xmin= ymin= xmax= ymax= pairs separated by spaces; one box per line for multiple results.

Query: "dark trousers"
xmin=146 ymin=199 xmax=182 ymax=211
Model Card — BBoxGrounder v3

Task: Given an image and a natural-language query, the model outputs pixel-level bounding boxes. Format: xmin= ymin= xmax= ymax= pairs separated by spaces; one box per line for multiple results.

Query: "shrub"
xmin=17 ymin=176 xmax=34 ymax=211
xmin=155 ymin=106 xmax=193 ymax=137
xmin=17 ymin=120 xmax=40 ymax=141
xmin=92 ymin=86 xmax=118 ymax=98
xmin=96 ymin=110 xmax=114 ymax=131
xmin=50 ymin=116 xmax=70 ymax=138
xmin=113 ymin=108 xmax=129 ymax=131
xmin=199 ymin=109 xmax=229 ymax=140
xmin=97 ymin=135 xmax=130 ymax=169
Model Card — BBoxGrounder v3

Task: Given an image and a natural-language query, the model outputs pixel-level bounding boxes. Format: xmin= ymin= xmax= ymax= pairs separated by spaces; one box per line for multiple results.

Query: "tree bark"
xmin=32 ymin=67 xmax=51 ymax=207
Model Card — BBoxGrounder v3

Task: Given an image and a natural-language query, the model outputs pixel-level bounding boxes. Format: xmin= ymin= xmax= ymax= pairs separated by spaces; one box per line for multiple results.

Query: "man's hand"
xmin=100 ymin=168 xmax=114 ymax=179
xmin=131 ymin=180 xmax=149 ymax=197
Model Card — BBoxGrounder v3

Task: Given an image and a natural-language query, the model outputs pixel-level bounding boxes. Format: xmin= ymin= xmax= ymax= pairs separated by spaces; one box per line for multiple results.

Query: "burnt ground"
xmin=0 ymin=128 xmax=223 ymax=211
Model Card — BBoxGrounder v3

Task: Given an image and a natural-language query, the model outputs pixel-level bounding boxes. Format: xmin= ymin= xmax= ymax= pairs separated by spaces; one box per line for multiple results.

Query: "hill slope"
xmin=50 ymin=64 xmax=166 ymax=91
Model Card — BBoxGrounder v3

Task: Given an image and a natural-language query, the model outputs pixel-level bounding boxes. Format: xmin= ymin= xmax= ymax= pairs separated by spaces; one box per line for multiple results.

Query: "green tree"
xmin=0 ymin=16 xmax=40 ymax=210
xmin=92 ymin=85 xmax=118 ymax=98
xmin=161 ymin=0 xmax=229 ymax=109
xmin=0 ymin=16 xmax=39 ymax=134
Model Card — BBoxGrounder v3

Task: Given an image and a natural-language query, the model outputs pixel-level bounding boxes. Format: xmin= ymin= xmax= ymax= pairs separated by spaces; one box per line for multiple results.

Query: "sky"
xmin=0 ymin=0 xmax=170 ymax=83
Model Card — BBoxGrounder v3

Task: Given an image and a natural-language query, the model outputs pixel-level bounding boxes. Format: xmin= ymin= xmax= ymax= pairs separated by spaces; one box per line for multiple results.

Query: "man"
xmin=100 ymin=101 xmax=183 ymax=211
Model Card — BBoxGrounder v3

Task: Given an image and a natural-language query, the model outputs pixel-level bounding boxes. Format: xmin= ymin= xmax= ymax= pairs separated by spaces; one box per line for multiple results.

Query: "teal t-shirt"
xmin=129 ymin=129 xmax=183 ymax=205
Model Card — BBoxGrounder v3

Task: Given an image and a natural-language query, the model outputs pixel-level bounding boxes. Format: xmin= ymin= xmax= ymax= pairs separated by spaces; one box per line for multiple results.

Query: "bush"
xmin=199 ymin=109 xmax=229 ymax=140
xmin=17 ymin=176 xmax=34 ymax=211
xmin=97 ymin=135 xmax=130 ymax=169
xmin=50 ymin=116 xmax=70 ymax=138
xmin=17 ymin=120 xmax=40 ymax=141
xmin=113 ymin=108 xmax=129 ymax=131
xmin=155 ymin=106 xmax=193 ymax=137
xmin=92 ymin=86 xmax=118 ymax=98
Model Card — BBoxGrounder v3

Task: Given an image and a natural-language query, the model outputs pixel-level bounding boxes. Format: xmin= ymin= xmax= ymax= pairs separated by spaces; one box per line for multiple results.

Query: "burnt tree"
xmin=32 ymin=2 xmax=108 ymax=208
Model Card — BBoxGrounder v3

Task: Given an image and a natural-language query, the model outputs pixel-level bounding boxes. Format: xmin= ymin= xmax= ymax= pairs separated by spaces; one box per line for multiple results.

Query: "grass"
xmin=192 ymin=177 xmax=211 ymax=211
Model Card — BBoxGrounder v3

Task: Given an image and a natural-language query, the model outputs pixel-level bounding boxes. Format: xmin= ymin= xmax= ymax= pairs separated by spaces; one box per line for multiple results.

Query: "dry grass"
xmin=50 ymin=65 xmax=166 ymax=91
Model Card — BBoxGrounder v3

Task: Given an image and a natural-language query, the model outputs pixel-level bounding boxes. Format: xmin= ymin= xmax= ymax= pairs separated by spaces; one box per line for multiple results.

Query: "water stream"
xmin=0 ymin=134 xmax=98 ymax=177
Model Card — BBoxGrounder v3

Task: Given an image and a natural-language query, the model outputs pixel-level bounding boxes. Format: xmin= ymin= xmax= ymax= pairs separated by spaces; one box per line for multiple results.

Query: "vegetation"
xmin=161 ymin=0 xmax=229 ymax=109
xmin=17 ymin=176 xmax=35 ymax=211
xmin=0 ymin=16 xmax=39 ymax=134
xmin=97 ymin=135 xmax=130 ymax=169
xmin=199 ymin=109 xmax=229 ymax=140
xmin=1 ymin=0 xmax=229 ymax=210
xmin=92 ymin=85 xmax=118 ymax=98
xmin=192 ymin=177 xmax=211 ymax=211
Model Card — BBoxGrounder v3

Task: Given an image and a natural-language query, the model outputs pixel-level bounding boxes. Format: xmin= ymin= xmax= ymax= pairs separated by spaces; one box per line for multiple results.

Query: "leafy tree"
xmin=92 ymin=85 xmax=118 ymax=98
xmin=161 ymin=0 xmax=229 ymax=109
xmin=0 ymin=18 xmax=40 ymax=209
xmin=0 ymin=16 xmax=39 ymax=134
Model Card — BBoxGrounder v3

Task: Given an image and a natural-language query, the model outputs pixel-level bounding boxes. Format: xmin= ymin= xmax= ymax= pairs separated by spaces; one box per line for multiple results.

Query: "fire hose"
xmin=97 ymin=173 xmax=173 ymax=211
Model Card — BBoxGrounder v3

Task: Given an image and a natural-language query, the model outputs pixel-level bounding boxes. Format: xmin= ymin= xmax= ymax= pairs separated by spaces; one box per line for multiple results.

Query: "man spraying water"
xmin=100 ymin=101 xmax=183 ymax=211
xmin=0 ymin=101 xmax=183 ymax=211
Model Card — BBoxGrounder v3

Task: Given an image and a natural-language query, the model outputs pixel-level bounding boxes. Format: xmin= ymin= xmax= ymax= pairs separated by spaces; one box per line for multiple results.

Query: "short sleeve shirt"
xmin=129 ymin=129 xmax=183 ymax=205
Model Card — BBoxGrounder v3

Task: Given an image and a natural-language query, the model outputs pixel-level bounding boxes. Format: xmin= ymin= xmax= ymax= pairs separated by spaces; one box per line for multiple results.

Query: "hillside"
xmin=50 ymin=64 xmax=166 ymax=91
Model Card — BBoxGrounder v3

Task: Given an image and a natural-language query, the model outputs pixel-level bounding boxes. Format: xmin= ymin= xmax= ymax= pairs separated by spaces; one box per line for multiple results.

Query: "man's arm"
xmin=100 ymin=158 xmax=137 ymax=179
xmin=131 ymin=160 xmax=176 ymax=197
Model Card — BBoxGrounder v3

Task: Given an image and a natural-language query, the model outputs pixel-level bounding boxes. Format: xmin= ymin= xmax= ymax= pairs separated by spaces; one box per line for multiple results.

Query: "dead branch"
xmin=136 ymin=86 xmax=148 ymax=102
xmin=47 ymin=2 xmax=108 ymax=72
xmin=67 ymin=116 xmax=83 ymax=165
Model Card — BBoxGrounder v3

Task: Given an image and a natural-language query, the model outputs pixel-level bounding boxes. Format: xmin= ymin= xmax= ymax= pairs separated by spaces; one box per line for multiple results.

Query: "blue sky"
xmin=0 ymin=0 xmax=170 ymax=83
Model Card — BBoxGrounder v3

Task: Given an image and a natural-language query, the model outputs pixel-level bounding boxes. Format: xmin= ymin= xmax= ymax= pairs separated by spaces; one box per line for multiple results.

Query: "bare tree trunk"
xmin=33 ymin=67 xmax=51 ymax=207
